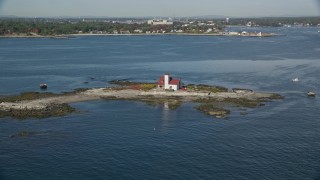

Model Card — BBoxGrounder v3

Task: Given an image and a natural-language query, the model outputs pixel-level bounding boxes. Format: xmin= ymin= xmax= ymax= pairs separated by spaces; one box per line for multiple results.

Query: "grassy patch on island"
xmin=109 ymin=80 xmax=156 ymax=91
xmin=186 ymin=84 xmax=228 ymax=93
xmin=0 ymin=92 xmax=58 ymax=103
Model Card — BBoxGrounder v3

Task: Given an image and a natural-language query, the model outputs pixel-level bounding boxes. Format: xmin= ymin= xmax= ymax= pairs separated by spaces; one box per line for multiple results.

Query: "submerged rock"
xmin=197 ymin=104 xmax=230 ymax=118
xmin=10 ymin=131 xmax=36 ymax=138
xmin=240 ymin=112 xmax=248 ymax=116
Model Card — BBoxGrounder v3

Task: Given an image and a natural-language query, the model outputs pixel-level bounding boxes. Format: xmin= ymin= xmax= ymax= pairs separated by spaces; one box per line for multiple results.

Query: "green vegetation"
xmin=0 ymin=92 xmax=59 ymax=103
xmin=0 ymin=19 xmax=167 ymax=36
xmin=186 ymin=84 xmax=228 ymax=93
xmin=109 ymin=80 xmax=156 ymax=91
xmin=140 ymin=84 xmax=157 ymax=91
xmin=1 ymin=17 xmax=318 ymax=37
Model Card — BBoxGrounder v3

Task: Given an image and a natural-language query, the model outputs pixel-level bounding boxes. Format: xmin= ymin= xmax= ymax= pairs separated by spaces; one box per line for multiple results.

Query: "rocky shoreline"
xmin=0 ymin=82 xmax=283 ymax=119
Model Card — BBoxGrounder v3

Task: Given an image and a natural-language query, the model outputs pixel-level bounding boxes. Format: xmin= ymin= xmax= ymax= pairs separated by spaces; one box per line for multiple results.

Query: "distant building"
xmin=226 ymin=18 xmax=230 ymax=23
xmin=120 ymin=30 xmax=130 ymax=34
xmin=134 ymin=29 xmax=143 ymax=33
xmin=206 ymin=28 xmax=213 ymax=33
xmin=228 ymin=31 xmax=240 ymax=35
xmin=147 ymin=19 xmax=173 ymax=25
xmin=175 ymin=29 xmax=184 ymax=33
xmin=157 ymin=74 xmax=182 ymax=91
xmin=241 ymin=31 xmax=248 ymax=35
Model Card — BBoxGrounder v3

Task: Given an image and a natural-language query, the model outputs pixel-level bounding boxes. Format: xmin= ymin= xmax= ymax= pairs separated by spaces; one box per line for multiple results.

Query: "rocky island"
xmin=0 ymin=75 xmax=283 ymax=119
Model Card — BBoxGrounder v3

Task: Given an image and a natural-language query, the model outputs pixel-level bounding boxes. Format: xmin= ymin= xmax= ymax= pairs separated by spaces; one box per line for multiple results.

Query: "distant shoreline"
xmin=0 ymin=34 xmax=69 ymax=38
xmin=71 ymin=33 xmax=282 ymax=37
xmin=0 ymin=32 xmax=282 ymax=38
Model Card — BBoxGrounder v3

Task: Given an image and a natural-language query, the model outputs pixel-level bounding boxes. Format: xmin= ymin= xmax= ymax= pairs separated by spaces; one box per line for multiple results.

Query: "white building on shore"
xmin=157 ymin=74 xmax=182 ymax=91
xmin=147 ymin=19 xmax=173 ymax=25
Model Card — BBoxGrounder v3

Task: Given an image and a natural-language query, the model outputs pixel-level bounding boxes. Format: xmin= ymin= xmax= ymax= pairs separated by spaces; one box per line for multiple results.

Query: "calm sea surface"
xmin=1 ymin=27 xmax=320 ymax=179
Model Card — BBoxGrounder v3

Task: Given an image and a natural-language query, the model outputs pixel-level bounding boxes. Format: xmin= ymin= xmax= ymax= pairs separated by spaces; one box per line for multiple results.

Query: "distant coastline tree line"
xmin=0 ymin=17 xmax=319 ymax=36
xmin=0 ymin=20 xmax=158 ymax=35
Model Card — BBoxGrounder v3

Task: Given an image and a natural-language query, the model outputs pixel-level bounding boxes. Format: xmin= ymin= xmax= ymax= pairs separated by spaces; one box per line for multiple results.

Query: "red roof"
xmin=169 ymin=79 xmax=180 ymax=85
xmin=157 ymin=76 xmax=165 ymax=85
xmin=157 ymin=76 xmax=180 ymax=86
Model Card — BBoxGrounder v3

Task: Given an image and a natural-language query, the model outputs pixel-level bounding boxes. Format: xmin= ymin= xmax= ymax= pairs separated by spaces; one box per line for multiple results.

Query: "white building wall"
xmin=163 ymin=74 xmax=180 ymax=91
xmin=147 ymin=19 xmax=173 ymax=25
xmin=169 ymin=85 xmax=178 ymax=91
xmin=164 ymin=75 xmax=170 ymax=89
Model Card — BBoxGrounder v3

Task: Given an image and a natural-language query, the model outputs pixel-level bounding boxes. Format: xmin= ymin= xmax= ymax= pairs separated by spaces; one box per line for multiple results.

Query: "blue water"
xmin=1 ymin=27 xmax=320 ymax=179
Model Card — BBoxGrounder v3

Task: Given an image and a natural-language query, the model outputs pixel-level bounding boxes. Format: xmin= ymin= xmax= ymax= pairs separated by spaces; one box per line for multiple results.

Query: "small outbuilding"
xmin=157 ymin=74 xmax=182 ymax=91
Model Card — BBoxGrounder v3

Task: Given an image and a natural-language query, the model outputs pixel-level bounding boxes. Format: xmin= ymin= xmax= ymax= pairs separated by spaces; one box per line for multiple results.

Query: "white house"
xmin=157 ymin=74 xmax=182 ymax=91
xmin=147 ymin=19 xmax=173 ymax=25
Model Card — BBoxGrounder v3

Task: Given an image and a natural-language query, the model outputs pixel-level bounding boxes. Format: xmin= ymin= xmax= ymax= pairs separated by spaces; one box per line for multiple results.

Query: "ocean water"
xmin=1 ymin=27 xmax=320 ymax=179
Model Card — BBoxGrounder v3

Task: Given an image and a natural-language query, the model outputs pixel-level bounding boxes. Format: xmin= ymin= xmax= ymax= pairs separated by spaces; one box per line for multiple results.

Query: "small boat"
xmin=307 ymin=91 xmax=316 ymax=97
xmin=292 ymin=78 xmax=299 ymax=82
xmin=40 ymin=83 xmax=48 ymax=89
